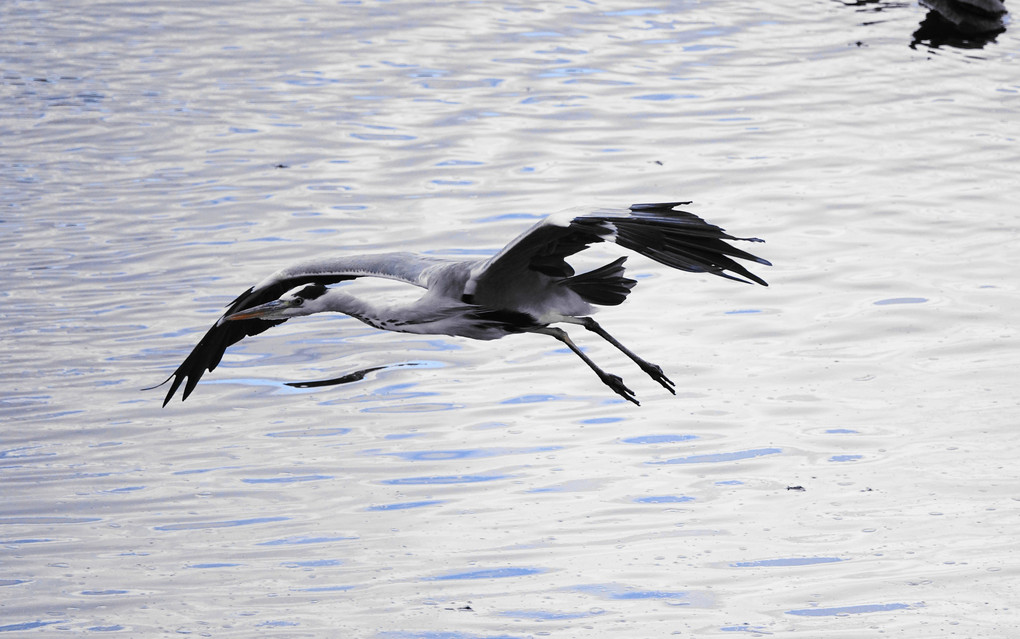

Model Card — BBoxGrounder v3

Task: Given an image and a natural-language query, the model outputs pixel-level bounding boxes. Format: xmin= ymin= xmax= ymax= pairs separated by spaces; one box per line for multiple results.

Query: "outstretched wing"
xmin=153 ymin=252 xmax=447 ymax=406
xmin=466 ymin=202 xmax=771 ymax=301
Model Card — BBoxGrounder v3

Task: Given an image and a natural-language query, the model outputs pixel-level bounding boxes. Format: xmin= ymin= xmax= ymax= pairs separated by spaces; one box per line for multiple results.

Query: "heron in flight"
xmin=154 ymin=202 xmax=769 ymax=406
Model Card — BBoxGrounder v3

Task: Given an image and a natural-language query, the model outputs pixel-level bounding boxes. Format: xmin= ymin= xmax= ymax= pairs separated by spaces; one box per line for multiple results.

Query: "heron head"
xmin=224 ymin=283 xmax=329 ymax=321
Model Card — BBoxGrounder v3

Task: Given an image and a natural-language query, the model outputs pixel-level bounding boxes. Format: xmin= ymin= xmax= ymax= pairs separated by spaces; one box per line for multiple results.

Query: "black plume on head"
xmin=293 ymin=283 xmax=329 ymax=300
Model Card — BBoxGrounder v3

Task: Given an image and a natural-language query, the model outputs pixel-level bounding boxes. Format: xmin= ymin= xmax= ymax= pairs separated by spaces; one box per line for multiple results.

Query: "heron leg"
xmin=574 ymin=317 xmax=676 ymax=395
xmin=534 ymin=326 xmax=639 ymax=406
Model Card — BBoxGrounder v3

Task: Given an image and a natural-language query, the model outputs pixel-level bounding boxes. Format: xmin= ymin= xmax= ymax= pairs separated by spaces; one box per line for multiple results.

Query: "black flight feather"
xmin=152 ymin=274 xmax=355 ymax=406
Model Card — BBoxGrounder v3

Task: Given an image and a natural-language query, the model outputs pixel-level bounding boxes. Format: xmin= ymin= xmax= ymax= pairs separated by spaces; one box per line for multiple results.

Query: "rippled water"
xmin=3 ymin=0 xmax=1019 ymax=636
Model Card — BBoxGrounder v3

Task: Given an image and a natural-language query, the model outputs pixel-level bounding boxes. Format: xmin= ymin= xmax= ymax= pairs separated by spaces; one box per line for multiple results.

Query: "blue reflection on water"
xmin=473 ymin=212 xmax=542 ymax=224
xmin=376 ymin=446 xmax=561 ymax=461
xmin=431 ymin=179 xmax=473 ymax=186
xmin=0 ymin=620 xmax=65 ymax=633
xmin=634 ymin=495 xmax=694 ymax=504
xmin=730 ymin=557 xmax=843 ymax=567
xmin=384 ymin=432 xmax=424 ymax=440
xmin=874 ymin=298 xmax=927 ymax=305
xmin=257 ymin=620 xmax=299 ymax=628
xmin=373 ymin=383 xmax=437 ymax=397
xmin=365 ymin=500 xmax=446 ymax=511
xmin=650 ymin=448 xmax=782 ymax=465
xmin=830 ymin=455 xmax=863 ymax=462
xmin=787 ymin=602 xmax=915 ymax=616
xmin=501 ymin=394 xmax=561 ymax=404
xmin=0 ymin=445 xmax=56 ymax=460
xmin=580 ymin=417 xmax=624 ymax=424
xmin=154 ymin=516 xmax=289 ymax=531
xmin=258 ymin=535 xmax=356 ymax=546
xmin=241 ymin=474 xmax=333 ymax=484
xmin=100 ymin=486 xmax=144 ymax=493
xmin=265 ymin=428 xmax=351 ymax=438
xmin=632 ymin=93 xmax=699 ymax=100
xmin=381 ymin=474 xmax=512 ymax=485
xmin=425 ymin=567 xmax=544 ymax=581
xmin=621 ymin=434 xmax=697 ymax=444
xmin=172 ymin=466 xmax=243 ymax=476
xmin=538 ymin=66 xmax=604 ymax=78
xmin=436 ymin=160 xmax=484 ymax=167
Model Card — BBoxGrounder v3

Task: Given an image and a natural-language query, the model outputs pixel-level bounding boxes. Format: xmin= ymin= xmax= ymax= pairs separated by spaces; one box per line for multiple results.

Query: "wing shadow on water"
xmin=285 ymin=362 xmax=427 ymax=389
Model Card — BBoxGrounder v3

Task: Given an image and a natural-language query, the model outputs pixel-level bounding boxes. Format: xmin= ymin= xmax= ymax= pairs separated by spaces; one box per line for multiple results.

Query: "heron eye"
xmin=292 ymin=298 xmax=303 ymax=306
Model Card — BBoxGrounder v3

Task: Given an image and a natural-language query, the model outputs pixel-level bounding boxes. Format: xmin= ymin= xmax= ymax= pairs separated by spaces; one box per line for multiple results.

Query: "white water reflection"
xmin=3 ymin=0 xmax=1019 ymax=636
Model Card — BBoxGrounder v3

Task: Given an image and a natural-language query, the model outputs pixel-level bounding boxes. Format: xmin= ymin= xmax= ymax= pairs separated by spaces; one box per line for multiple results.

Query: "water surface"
xmin=3 ymin=0 xmax=1019 ymax=636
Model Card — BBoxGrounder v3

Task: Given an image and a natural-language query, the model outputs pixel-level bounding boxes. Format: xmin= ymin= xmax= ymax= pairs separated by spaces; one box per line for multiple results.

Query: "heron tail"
xmin=561 ymin=256 xmax=636 ymax=306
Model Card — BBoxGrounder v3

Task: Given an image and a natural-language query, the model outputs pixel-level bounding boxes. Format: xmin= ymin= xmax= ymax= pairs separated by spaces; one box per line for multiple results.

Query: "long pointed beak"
xmin=224 ymin=299 xmax=294 ymax=321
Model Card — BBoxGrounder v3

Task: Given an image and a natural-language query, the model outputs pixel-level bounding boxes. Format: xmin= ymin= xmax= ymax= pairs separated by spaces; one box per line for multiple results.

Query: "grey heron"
xmin=153 ymin=202 xmax=769 ymax=406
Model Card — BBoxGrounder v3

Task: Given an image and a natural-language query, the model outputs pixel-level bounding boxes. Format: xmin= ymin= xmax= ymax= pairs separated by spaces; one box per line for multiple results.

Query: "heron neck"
xmin=309 ymin=288 xmax=437 ymax=333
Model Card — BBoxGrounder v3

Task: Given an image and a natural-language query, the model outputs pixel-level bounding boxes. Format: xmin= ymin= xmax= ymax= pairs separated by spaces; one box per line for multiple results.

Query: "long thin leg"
xmin=534 ymin=326 xmax=639 ymax=406
xmin=571 ymin=317 xmax=676 ymax=395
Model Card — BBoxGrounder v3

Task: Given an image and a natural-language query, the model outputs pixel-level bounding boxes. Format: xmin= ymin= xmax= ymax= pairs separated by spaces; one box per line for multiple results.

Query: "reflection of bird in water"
xmin=153 ymin=202 xmax=770 ymax=406
xmin=914 ymin=0 xmax=1008 ymax=47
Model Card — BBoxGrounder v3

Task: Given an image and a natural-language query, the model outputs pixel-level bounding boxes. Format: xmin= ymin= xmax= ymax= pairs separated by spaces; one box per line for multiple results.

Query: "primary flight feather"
xmin=153 ymin=202 xmax=770 ymax=406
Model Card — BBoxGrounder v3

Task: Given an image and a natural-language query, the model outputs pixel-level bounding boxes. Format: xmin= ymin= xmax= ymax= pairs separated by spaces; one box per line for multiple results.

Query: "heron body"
xmin=154 ymin=202 xmax=770 ymax=406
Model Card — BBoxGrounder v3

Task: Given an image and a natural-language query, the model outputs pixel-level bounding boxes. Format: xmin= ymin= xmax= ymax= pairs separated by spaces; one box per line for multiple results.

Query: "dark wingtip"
xmin=161 ymin=373 xmax=186 ymax=407
xmin=140 ymin=374 xmax=178 ymax=408
xmin=153 ymin=277 xmax=346 ymax=407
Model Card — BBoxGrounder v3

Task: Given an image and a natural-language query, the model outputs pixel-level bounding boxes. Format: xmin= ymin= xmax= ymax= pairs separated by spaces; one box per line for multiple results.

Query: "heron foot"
xmin=640 ymin=362 xmax=676 ymax=395
xmin=602 ymin=373 xmax=640 ymax=406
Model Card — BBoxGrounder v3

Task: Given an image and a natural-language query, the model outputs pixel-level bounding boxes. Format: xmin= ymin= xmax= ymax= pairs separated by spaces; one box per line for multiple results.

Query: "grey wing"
xmin=154 ymin=252 xmax=453 ymax=405
xmin=462 ymin=207 xmax=606 ymax=301
xmin=265 ymin=252 xmax=450 ymax=290
xmin=466 ymin=201 xmax=771 ymax=301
